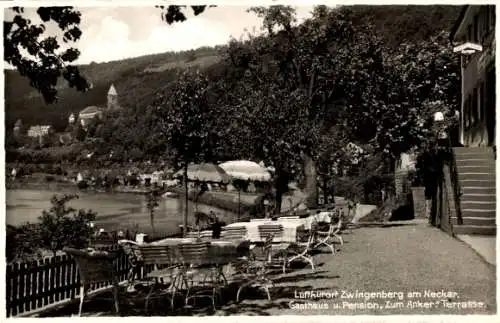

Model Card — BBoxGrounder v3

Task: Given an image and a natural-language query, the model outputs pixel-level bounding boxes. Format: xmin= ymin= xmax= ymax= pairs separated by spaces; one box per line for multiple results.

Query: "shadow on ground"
xmin=39 ymin=268 xmax=338 ymax=317
xmin=388 ymin=204 xmax=414 ymax=221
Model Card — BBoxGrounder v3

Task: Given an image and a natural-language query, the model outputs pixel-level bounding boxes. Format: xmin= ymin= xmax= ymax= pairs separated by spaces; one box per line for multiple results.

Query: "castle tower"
xmin=13 ymin=119 xmax=22 ymax=137
xmin=107 ymin=84 xmax=118 ymax=110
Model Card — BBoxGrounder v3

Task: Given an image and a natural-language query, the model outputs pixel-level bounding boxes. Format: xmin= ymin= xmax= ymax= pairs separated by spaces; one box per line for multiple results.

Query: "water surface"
xmin=6 ymin=189 xmax=238 ymax=235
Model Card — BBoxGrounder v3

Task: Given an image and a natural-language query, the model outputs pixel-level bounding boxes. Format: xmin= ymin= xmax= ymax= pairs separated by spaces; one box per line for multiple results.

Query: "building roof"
xmin=27 ymin=125 xmax=52 ymax=134
xmin=108 ymin=84 xmax=117 ymax=96
xmin=450 ymin=5 xmax=469 ymax=42
xmin=79 ymin=106 xmax=102 ymax=115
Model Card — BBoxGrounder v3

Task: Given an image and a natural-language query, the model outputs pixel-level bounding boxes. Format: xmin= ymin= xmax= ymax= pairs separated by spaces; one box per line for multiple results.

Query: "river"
xmin=6 ymin=189 xmax=240 ymax=236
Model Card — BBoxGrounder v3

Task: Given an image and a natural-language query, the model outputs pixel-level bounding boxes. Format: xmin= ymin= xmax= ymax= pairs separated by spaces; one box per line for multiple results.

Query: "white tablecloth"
xmin=276 ymin=212 xmax=333 ymax=230
xmin=225 ymin=221 xmax=304 ymax=243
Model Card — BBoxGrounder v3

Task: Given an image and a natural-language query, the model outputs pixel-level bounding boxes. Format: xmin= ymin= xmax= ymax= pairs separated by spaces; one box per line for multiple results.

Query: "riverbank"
xmin=7 ymin=177 xmax=262 ymax=216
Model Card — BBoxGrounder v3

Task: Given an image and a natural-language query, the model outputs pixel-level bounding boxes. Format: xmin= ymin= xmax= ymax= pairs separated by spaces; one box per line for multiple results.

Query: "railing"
xmin=447 ymin=152 xmax=463 ymax=226
xmin=6 ymin=232 xmax=173 ymax=317
xmin=441 ymin=138 xmax=463 ymax=226
xmin=432 ymin=136 xmax=463 ymax=234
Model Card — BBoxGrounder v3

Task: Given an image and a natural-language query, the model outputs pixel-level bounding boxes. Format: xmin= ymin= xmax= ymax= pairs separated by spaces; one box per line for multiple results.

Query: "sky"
xmin=4 ymin=5 xmax=316 ymax=64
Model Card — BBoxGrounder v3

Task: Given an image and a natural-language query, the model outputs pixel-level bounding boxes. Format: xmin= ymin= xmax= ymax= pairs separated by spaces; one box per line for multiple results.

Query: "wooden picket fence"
xmin=6 ymin=232 xmax=173 ymax=317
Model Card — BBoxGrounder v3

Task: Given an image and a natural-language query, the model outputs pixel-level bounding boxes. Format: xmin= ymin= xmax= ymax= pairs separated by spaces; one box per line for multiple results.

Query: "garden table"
xmin=225 ymin=221 xmax=305 ymax=243
xmin=140 ymin=238 xmax=250 ymax=311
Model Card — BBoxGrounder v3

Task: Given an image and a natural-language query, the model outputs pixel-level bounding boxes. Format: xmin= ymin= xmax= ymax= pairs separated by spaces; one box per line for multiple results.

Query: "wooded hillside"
xmin=4 ymin=5 xmax=461 ymax=132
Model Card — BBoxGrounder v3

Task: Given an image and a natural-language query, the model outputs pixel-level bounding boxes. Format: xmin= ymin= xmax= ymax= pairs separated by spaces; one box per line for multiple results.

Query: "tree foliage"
xmin=4 ymin=7 xmax=88 ymax=103
xmin=7 ymin=194 xmax=97 ymax=259
xmin=4 ymin=5 xmax=213 ymax=103
xmin=145 ymin=189 xmax=160 ymax=233
xmin=6 ymin=5 xmax=462 ymax=208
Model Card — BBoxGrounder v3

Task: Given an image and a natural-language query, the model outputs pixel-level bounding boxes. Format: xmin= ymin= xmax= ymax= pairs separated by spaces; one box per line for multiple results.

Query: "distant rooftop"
xmin=79 ymin=106 xmax=101 ymax=115
xmin=108 ymin=84 xmax=117 ymax=96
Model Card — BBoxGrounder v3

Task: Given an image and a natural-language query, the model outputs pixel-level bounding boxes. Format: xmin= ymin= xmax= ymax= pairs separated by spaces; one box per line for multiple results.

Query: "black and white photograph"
xmin=3 ymin=1 xmax=497 ymax=318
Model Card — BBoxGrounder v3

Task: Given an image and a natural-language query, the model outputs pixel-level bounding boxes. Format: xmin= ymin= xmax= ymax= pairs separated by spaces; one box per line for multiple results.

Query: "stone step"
xmin=452 ymin=225 xmax=496 ymax=236
xmin=454 ymin=147 xmax=495 ymax=154
xmin=452 ymin=216 xmax=496 ymax=226
xmin=461 ymin=193 xmax=496 ymax=202
xmin=455 ymin=158 xmax=496 ymax=167
xmin=455 ymin=154 xmax=495 ymax=159
xmin=461 ymin=201 xmax=496 ymax=210
xmin=462 ymin=186 xmax=496 ymax=195
xmin=459 ymin=179 xmax=496 ymax=187
xmin=457 ymin=172 xmax=496 ymax=181
xmin=455 ymin=153 xmax=495 ymax=164
xmin=456 ymin=165 xmax=496 ymax=173
xmin=461 ymin=208 xmax=496 ymax=218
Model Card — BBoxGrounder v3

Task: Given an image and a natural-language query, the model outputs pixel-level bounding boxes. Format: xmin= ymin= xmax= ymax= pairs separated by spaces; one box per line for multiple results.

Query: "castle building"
xmin=107 ymin=84 xmax=118 ymax=110
xmin=78 ymin=84 xmax=120 ymax=127
xmin=27 ymin=125 xmax=53 ymax=138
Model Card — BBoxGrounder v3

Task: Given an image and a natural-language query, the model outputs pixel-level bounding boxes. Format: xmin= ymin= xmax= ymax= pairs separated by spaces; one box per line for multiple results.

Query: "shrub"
xmin=45 ymin=175 xmax=55 ymax=182
xmin=53 ymin=166 xmax=63 ymax=175
xmin=77 ymin=180 xmax=88 ymax=189
xmin=7 ymin=195 xmax=97 ymax=260
xmin=34 ymin=194 xmax=97 ymax=256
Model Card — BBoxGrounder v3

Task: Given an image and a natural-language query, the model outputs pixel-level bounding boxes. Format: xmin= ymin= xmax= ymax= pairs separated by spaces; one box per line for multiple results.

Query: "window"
xmin=490 ymin=5 xmax=496 ymax=30
xmin=484 ymin=7 xmax=490 ymax=37
xmin=479 ymin=82 xmax=486 ymax=122
xmin=465 ymin=95 xmax=471 ymax=129
xmin=472 ymin=88 xmax=478 ymax=125
xmin=473 ymin=14 xmax=479 ymax=42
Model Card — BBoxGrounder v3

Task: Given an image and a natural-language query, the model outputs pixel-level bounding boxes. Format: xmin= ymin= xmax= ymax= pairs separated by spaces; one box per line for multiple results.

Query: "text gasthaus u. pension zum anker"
xmin=289 ymin=289 xmax=486 ymax=311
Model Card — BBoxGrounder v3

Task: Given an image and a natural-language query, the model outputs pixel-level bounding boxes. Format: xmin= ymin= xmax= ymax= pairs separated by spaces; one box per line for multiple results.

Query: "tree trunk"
xmin=303 ymin=155 xmax=318 ymax=209
xmin=238 ymin=190 xmax=241 ymax=221
xmin=275 ymin=187 xmax=283 ymax=215
xmin=274 ymin=169 xmax=288 ymax=215
xmin=323 ymin=177 xmax=328 ymax=205
xmin=150 ymin=211 xmax=155 ymax=234
xmin=183 ymin=164 xmax=189 ymax=237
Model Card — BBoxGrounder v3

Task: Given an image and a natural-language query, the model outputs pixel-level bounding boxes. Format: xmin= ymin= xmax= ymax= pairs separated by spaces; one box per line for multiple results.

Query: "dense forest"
xmin=4 ymin=5 xmax=461 ymax=131
xmin=5 ymin=4 xmax=465 ymax=211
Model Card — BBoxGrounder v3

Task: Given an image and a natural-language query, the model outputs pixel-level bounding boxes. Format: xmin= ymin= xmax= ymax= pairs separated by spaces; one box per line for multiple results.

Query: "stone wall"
xmin=411 ymin=187 xmax=426 ymax=218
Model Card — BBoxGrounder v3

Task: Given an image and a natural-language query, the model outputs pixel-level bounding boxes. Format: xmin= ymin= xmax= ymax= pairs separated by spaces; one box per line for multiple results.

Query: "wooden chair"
xmin=136 ymin=244 xmax=181 ymax=313
xmin=283 ymin=226 xmax=317 ymax=273
xmin=313 ymin=215 xmax=343 ymax=254
xmin=63 ymin=247 xmax=120 ymax=316
xmin=117 ymin=240 xmax=142 ymax=292
xmin=257 ymin=224 xmax=284 ymax=244
xmin=257 ymin=224 xmax=289 ymax=273
xmin=279 ymin=215 xmax=300 ymax=220
xmin=221 ymin=226 xmax=247 ymax=241
xmin=177 ymin=241 xmax=226 ymax=311
xmin=186 ymin=230 xmax=213 ymax=239
xmin=343 ymin=201 xmax=358 ymax=234
xmin=234 ymin=233 xmax=277 ymax=302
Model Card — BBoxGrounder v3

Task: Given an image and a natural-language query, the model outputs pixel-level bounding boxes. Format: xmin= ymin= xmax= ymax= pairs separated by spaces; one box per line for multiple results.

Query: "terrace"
xmin=7 ymin=213 xmax=495 ymax=317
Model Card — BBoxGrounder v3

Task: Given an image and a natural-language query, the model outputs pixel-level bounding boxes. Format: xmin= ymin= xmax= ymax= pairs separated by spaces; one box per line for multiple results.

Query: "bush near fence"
xmin=6 ymin=232 xmax=172 ymax=317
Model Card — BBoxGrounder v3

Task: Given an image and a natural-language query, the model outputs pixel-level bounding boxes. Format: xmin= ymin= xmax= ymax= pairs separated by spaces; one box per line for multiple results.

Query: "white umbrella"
xmin=219 ymin=160 xmax=272 ymax=182
xmin=174 ymin=163 xmax=231 ymax=183
xmin=219 ymin=160 xmax=273 ymax=219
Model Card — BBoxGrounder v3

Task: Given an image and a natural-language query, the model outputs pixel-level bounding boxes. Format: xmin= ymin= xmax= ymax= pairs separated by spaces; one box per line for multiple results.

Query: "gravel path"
xmin=219 ymin=221 xmax=496 ymax=315
xmin=39 ymin=220 xmax=495 ymax=317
